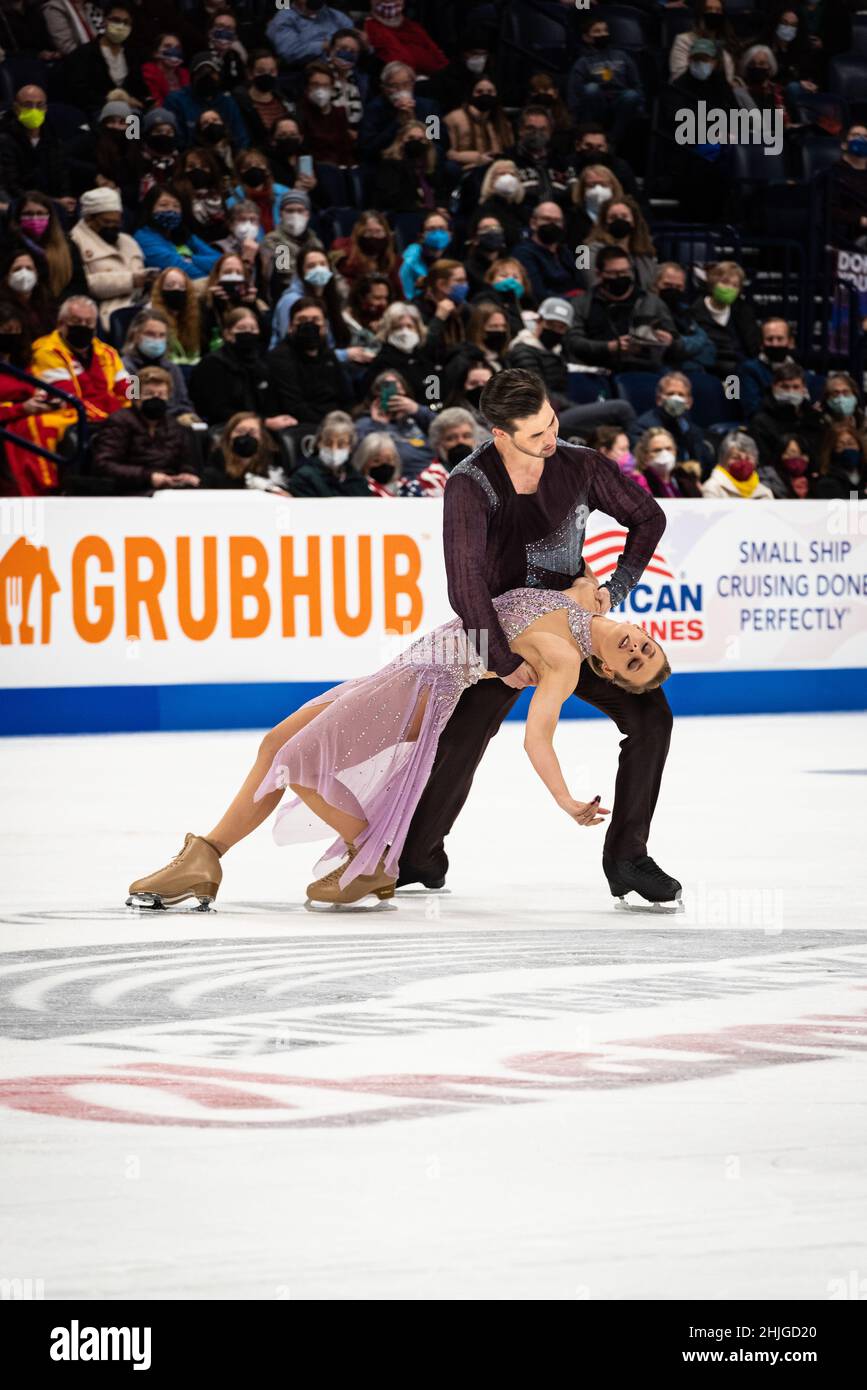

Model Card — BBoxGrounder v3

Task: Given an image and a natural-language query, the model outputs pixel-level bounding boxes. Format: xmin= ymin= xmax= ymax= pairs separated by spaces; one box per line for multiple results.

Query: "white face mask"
xmin=320 ymin=445 xmax=350 ymax=468
xmin=584 ymin=184 xmax=613 ymax=212
xmin=281 ymin=211 xmax=309 ymax=236
xmin=493 ymin=173 xmax=520 ymax=198
xmin=9 ymin=268 xmax=37 ymax=293
xmin=388 ymin=87 xmax=413 ymax=105
xmin=308 ymin=87 xmax=333 ymax=107
xmin=234 ymin=221 xmax=259 ymax=240
xmin=388 ymin=328 xmax=419 ymax=352
xmin=650 ymin=449 xmax=676 ymax=473
xmin=465 ymin=55 xmax=487 ymax=73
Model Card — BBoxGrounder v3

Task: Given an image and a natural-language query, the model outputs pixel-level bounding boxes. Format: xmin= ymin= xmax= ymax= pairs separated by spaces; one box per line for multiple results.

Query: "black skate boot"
xmin=396 ymin=861 xmax=447 ymax=891
xmin=603 ymin=854 xmax=683 ymax=914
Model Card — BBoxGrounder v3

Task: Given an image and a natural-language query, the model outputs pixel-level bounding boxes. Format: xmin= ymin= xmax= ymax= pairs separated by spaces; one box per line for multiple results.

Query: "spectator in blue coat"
xmin=266 ymin=0 xmax=354 ymax=67
xmin=165 ymin=52 xmax=249 ymax=149
xmin=738 ymin=317 xmax=801 ymax=417
xmin=567 ymin=11 xmax=645 ymax=147
xmin=134 ymin=184 xmax=222 ymax=278
xmin=630 ymin=373 xmax=716 ymax=478
xmin=513 ymin=202 xmax=578 ymax=303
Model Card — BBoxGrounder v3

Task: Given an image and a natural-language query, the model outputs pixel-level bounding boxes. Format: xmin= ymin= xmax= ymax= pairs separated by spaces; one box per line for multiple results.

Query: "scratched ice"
xmin=1 ymin=712 xmax=866 ymax=1300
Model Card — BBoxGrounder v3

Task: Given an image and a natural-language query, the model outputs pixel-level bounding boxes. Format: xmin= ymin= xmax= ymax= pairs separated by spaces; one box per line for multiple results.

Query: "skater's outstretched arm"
xmin=518 ymin=635 xmax=610 ymax=828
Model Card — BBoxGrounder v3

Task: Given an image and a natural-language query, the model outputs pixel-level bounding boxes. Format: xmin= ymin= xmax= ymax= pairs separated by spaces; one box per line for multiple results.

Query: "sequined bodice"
xmin=493 ymin=588 xmax=595 ymax=658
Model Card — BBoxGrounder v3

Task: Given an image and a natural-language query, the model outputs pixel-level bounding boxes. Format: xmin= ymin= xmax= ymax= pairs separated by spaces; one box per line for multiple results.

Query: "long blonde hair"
xmin=150 ymin=268 xmax=200 ymax=356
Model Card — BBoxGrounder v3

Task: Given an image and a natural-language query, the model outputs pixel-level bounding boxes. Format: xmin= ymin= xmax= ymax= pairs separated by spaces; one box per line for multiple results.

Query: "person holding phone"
xmin=354 ymin=368 xmax=437 ymax=479
xmin=297 ymin=60 xmax=356 ymax=167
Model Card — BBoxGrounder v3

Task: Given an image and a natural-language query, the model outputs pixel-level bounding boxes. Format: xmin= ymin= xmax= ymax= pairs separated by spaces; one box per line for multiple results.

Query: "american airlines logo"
xmin=584 ymin=529 xmax=704 ymax=641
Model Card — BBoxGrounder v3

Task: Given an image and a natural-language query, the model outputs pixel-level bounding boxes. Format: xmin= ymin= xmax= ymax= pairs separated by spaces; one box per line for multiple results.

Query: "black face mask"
xmin=194 ymin=77 xmax=220 ymax=99
xmin=294 ymin=321 xmax=321 ymax=350
xmin=539 ymin=327 xmax=563 ymax=350
xmin=0 ymin=331 xmax=22 ymax=354
xmin=98 ymin=224 xmax=121 ymax=245
xmin=471 ymin=93 xmax=497 ymax=113
xmin=590 ymin=34 xmax=610 ymax=49
xmin=231 ymin=432 xmax=258 ymax=457
xmin=536 ymin=222 xmax=562 ymax=246
xmin=607 ymin=217 xmax=633 ymax=240
xmin=358 ymin=234 xmax=386 ymax=255
xmin=242 ymin=166 xmax=268 ymax=187
xmin=370 ymin=463 xmax=395 ymax=484
xmin=187 ymin=167 xmax=212 ymax=190
xmin=464 ymin=386 xmax=483 ymax=408
xmin=484 ymin=329 xmax=508 ymax=351
xmin=446 ymin=442 xmax=472 ymax=468
xmin=764 ymin=344 xmax=790 ymax=363
xmin=745 ymin=63 xmax=769 ymax=85
xmin=274 ymin=135 xmax=302 ymax=156
xmin=477 ymin=229 xmax=505 ymax=252
xmin=65 ymin=324 xmax=94 ymax=350
xmin=704 ymin=13 xmax=724 ymax=31
xmin=148 ymin=133 xmax=176 ymax=154
xmin=162 ymin=288 xmax=187 ymax=310
xmin=252 ymin=74 xmax=277 ymax=94
xmin=231 ymin=331 xmax=259 ymax=357
xmin=657 ymin=286 xmax=683 ymax=308
xmin=200 ymin=122 xmax=225 ymax=144
xmin=404 ymin=139 xmax=426 ymax=160
xmin=140 ymin=395 xmax=168 ymax=420
xmin=602 ymin=274 xmax=633 ymax=298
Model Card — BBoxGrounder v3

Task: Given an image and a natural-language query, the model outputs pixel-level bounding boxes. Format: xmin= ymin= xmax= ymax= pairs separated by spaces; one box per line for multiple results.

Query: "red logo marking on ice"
xmin=584 ymin=529 xmax=675 ymax=581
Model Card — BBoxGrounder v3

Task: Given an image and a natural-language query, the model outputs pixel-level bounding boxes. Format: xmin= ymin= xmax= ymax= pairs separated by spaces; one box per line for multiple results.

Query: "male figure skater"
xmin=397 ymin=368 xmax=682 ymax=910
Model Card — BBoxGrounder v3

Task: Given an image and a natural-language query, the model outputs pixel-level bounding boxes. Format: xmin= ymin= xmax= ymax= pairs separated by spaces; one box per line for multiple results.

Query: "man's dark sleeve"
xmin=443 ymin=473 xmax=522 ymax=677
xmin=586 ymin=450 xmax=666 ymax=609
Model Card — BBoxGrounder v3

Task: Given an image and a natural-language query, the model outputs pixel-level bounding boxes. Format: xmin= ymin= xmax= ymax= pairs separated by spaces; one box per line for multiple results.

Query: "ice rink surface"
xmin=1 ymin=711 xmax=866 ymax=1301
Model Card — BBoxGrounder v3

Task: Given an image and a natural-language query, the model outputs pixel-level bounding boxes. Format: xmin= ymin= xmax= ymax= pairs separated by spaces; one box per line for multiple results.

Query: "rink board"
xmin=1 ymin=494 xmax=865 ymax=733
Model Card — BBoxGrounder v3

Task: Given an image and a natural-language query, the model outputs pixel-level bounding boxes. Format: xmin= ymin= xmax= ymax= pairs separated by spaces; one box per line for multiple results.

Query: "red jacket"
xmin=141 ymin=61 xmax=191 ymax=106
xmin=364 ymin=17 xmax=448 ymax=76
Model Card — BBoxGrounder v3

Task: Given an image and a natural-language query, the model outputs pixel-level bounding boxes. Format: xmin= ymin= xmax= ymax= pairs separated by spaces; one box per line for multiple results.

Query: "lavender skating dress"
xmin=253 ymin=589 xmax=596 ymax=889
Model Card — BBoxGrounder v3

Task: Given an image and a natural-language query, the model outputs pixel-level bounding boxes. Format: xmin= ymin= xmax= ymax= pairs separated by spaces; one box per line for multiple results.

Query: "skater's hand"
xmin=557 ymin=794 xmax=610 ymax=826
xmin=595 ymin=586 xmax=611 ymax=614
xmin=502 ymin=660 xmax=537 ymax=689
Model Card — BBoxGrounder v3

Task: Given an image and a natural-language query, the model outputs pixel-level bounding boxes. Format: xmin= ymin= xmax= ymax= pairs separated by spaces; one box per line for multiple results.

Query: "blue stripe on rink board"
xmin=2 ymin=670 xmax=866 ymax=735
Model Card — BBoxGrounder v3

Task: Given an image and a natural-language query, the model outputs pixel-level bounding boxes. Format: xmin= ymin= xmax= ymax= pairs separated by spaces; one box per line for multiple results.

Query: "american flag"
xmin=583 ymin=529 xmax=675 ymax=582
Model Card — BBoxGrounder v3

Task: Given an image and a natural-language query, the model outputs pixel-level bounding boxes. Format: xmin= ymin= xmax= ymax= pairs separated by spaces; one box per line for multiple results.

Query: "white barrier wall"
xmin=1 ymin=494 xmax=865 ymax=733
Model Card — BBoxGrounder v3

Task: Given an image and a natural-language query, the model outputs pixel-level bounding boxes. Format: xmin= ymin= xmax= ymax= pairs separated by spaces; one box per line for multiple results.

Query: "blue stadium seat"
xmin=323 ymin=207 xmax=363 ymax=242
xmin=613 ymin=372 xmax=662 ymax=415
xmin=46 ymin=102 xmax=91 ymax=140
xmin=601 ymin=6 xmax=654 ymax=51
xmin=800 ymin=136 xmax=842 ymax=181
xmin=107 ymin=305 xmax=139 ymax=350
xmin=565 ymin=371 xmax=612 ymax=405
xmin=684 ymin=372 xmax=744 ymax=429
xmin=828 ymin=55 xmax=867 ymax=108
xmin=852 ymin=17 xmax=867 ymax=56
xmin=499 ymin=0 xmax=568 ymax=75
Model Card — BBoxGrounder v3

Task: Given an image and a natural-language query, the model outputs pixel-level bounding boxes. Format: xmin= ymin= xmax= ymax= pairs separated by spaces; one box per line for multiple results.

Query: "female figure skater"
xmin=126 ymin=576 xmax=669 ymax=909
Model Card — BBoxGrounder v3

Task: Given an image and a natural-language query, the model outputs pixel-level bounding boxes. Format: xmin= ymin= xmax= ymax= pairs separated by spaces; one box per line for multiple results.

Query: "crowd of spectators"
xmin=0 ymin=0 xmax=864 ymax=503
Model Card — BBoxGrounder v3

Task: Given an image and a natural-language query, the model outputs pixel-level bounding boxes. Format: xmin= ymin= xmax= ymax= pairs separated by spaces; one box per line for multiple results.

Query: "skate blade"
xmin=125 ymin=892 xmax=215 ymax=913
xmin=304 ymin=894 xmax=397 ymax=913
xmin=614 ymin=890 xmax=684 ymax=915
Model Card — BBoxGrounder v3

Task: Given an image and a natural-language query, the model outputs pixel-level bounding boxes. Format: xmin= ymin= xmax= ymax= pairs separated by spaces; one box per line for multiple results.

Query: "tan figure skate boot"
xmin=126 ymin=833 xmax=222 ymax=910
xmin=306 ymin=844 xmax=396 ymax=906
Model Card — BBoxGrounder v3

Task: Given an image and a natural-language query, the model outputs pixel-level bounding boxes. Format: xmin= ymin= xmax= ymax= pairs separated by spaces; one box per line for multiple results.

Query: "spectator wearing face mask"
xmin=442 ymin=360 xmax=494 ymax=426
xmin=137 ymin=108 xmax=182 ymax=201
xmin=266 ymin=0 xmax=354 ymax=68
xmin=190 ymin=307 xmax=290 ymax=428
xmin=364 ymin=0 xmax=448 ymax=76
xmin=92 ymin=365 xmax=200 ymax=496
xmin=373 ymin=121 xmax=450 ymax=214
xmin=200 ymin=253 xmax=268 ymax=352
xmin=135 ymin=184 xmax=222 ymax=277
xmin=0 ymin=85 xmax=73 ymax=206
xmin=418 ymin=260 xmax=470 ymax=362
xmin=651 ymin=262 xmax=715 ymax=373
xmin=568 ymin=246 xmax=677 ymax=374
xmin=738 ymin=316 xmax=801 ymax=417
xmin=398 ymin=213 xmax=455 ymax=302
xmin=31 ymin=294 xmax=132 ymax=440
xmin=662 ymin=39 xmax=737 ymax=221
xmin=513 ymin=201 xmax=577 ymax=304
xmin=760 ymin=431 xmax=818 ymax=499
xmin=590 ymin=425 xmax=650 ymax=493
xmin=357 ymin=60 xmax=442 ymax=162
xmin=463 ymin=219 xmax=512 ymax=294
xmin=62 ymin=3 xmax=148 ymax=114
xmin=297 ymin=60 xmax=356 ymax=167
xmin=568 ymin=164 xmax=624 ymax=245
xmin=330 ymin=212 xmax=402 ymax=295
xmin=669 ymin=0 xmax=737 ymax=83
xmin=121 ymin=309 xmax=200 ymax=421
xmin=820 ymin=374 xmax=865 ymax=434
xmin=473 ymin=258 xmax=533 ymax=338
xmin=425 ymin=31 xmax=493 ymax=114
xmin=354 ymin=369 xmax=437 ymax=479
xmin=566 ymin=13 xmax=645 ymax=146
xmin=6 ymin=192 xmax=86 ymax=303
xmin=465 ymin=301 xmax=513 ymax=370
xmin=501 ymin=106 xmax=567 ymax=210
xmin=149 ymin=268 xmax=202 ymax=366
xmin=443 ymin=79 xmax=512 ymax=171
xmin=266 ymin=298 xmax=353 ymax=430
xmin=265 ymin=120 xmax=321 ymax=202
xmin=233 ymin=50 xmax=295 ymax=146
xmin=203 ymin=412 xmax=290 ymax=491
xmin=269 ymin=246 xmax=352 ymax=351
xmin=165 ymin=51 xmax=249 ymax=149
xmin=219 ymin=201 xmax=265 ymax=279
xmin=767 ymin=7 xmax=823 ymax=93
xmin=584 ymin=196 xmax=658 ymax=294
xmin=363 ymin=302 xmax=432 ymax=400
xmin=566 ymin=124 xmax=638 ymax=201
xmin=352 ymin=431 xmax=409 ymax=496
xmin=813 ymin=422 xmax=867 ymax=500
xmin=206 ymin=9 xmax=247 ymax=91
xmin=749 ymin=364 xmax=823 ymax=471
xmin=428 ymin=406 xmax=484 ymax=481
xmin=326 ymin=29 xmax=368 ymax=126
xmin=737 ymin=46 xmax=790 ymax=129
xmin=632 ymin=373 xmax=715 ymax=478
xmin=830 ymin=123 xmax=867 ymax=248
xmin=260 ymin=190 xmax=324 ymax=297
xmin=1 ymin=248 xmax=56 ymax=339
xmin=702 ymin=431 xmax=773 ymax=499
xmin=288 ymin=410 xmax=370 ymax=497
xmin=143 ymin=32 xmax=191 ymax=106
xmin=226 ymin=150 xmax=289 ymax=234
xmin=175 ymin=148 xmax=230 ymax=244
xmin=634 ymin=426 xmax=703 ymax=499
xmin=71 ymin=186 xmax=148 ymax=332
xmin=691 ymin=261 xmax=760 ymax=379
xmin=193 ymin=107 xmax=237 ymax=175
xmin=344 ymin=273 xmax=392 ymax=348
xmin=0 ymin=304 xmax=63 ymax=497
xmin=474 ymin=160 xmax=529 ymax=249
